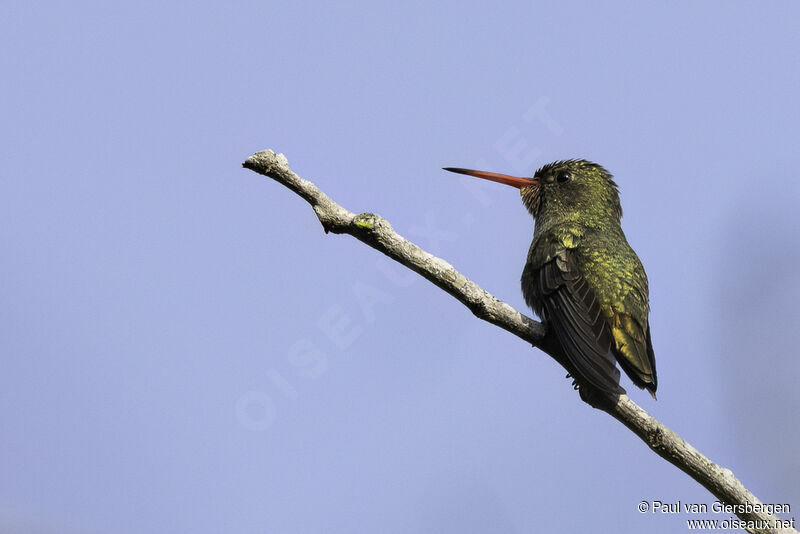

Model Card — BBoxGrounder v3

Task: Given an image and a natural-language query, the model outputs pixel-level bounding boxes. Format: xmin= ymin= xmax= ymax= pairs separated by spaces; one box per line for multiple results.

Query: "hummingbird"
xmin=444 ymin=160 xmax=657 ymax=399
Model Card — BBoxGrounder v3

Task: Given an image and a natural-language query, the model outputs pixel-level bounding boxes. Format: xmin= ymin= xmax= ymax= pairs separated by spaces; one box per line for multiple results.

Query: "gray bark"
xmin=243 ymin=149 xmax=796 ymax=534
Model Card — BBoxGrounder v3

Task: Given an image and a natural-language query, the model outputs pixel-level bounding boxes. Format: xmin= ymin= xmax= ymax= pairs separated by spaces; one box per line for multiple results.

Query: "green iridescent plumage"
xmin=519 ymin=160 xmax=657 ymax=398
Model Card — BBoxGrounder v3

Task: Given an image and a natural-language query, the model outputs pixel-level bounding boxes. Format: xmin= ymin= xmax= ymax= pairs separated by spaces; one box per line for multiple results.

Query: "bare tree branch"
xmin=243 ymin=149 xmax=796 ymax=534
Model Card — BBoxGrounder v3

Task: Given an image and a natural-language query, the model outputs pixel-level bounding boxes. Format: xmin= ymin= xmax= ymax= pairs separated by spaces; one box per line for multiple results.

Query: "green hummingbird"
xmin=444 ymin=160 xmax=657 ymax=399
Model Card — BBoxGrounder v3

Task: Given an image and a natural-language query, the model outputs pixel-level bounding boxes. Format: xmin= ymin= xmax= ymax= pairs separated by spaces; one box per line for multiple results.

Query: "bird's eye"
xmin=556 ymin=171 xmax=571 ymax=183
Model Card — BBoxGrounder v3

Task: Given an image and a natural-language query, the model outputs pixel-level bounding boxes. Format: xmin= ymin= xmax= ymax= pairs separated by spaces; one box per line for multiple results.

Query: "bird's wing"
xmin=537 ymin=248 xmax=623 ymax=395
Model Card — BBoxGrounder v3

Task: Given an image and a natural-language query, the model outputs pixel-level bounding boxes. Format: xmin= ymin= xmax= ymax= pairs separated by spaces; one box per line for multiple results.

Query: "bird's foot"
xmin=565 ymin=373 xmax=580 ymax=390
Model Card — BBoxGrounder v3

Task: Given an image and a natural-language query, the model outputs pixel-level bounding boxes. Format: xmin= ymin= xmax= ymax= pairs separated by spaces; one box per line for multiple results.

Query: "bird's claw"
xmin=565 ymin=373 xmax=580 ymax=390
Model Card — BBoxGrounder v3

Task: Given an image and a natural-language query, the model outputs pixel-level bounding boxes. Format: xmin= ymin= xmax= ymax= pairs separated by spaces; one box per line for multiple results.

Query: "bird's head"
xmin=443 ymin=159 xmax=622 ymax=225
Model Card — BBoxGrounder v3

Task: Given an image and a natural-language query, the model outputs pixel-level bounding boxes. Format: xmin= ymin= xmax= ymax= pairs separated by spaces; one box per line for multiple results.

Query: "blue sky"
xmin=2 ymin=2 xmax=798 ymax=532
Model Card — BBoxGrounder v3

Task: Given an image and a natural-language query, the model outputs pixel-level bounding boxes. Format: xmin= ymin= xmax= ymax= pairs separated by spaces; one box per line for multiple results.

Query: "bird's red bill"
xmin=442 ymin=167 xmax=538 ymax=189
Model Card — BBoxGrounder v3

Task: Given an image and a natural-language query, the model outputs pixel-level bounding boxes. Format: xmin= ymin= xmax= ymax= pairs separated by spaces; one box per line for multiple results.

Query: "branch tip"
xmin=243 ymin=149 xmax=291 ymax=175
